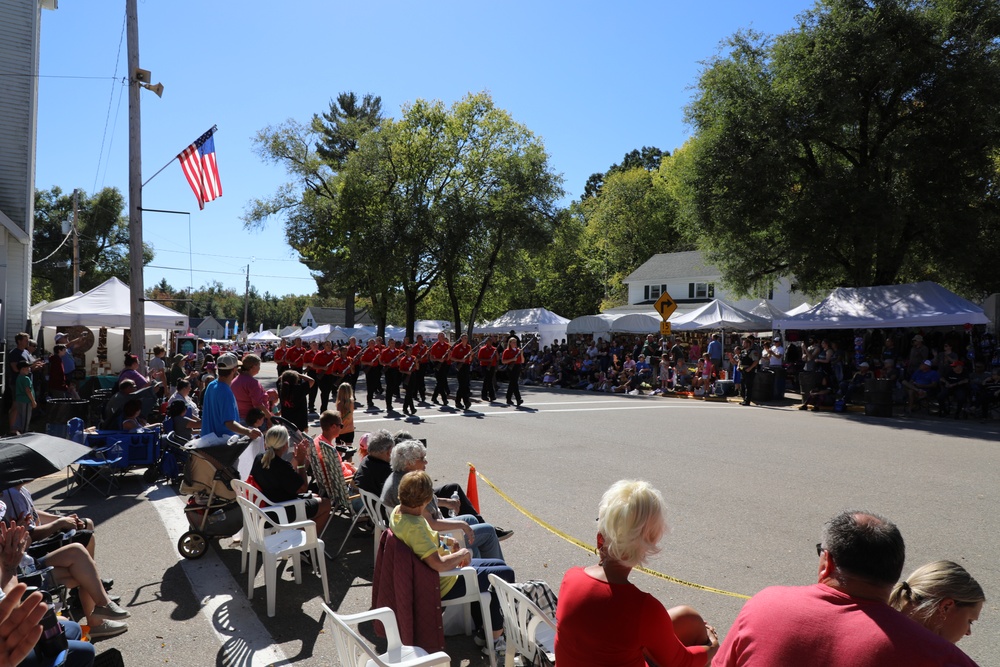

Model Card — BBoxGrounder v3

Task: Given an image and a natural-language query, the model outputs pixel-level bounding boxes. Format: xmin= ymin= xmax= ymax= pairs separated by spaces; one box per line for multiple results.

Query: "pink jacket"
xmin=371 ymin=529 xmax=445 ymax=653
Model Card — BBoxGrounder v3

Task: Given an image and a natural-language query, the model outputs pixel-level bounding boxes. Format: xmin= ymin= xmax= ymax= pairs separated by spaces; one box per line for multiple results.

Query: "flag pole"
xmin=142 ymin=125 xmax=217 ymax=188
xmin=127 ymin=0 xmax=146 ymax=372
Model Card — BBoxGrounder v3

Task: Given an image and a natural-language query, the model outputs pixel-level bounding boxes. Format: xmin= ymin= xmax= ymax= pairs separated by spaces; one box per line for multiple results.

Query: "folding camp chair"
xmin=66 ymin=441 xmax=123 ymax=496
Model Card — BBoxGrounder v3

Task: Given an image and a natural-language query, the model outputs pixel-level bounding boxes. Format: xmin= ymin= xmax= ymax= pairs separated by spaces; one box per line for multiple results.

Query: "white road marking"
xmin=143 ymin=484 xmax=289 ymax=667
xmin=355 ymin=400 xmax=731 ymax=423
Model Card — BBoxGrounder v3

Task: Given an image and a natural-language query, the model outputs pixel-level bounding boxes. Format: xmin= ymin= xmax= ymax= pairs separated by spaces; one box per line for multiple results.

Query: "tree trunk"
xmin=344 ymin=291 xmax=355 ymax=328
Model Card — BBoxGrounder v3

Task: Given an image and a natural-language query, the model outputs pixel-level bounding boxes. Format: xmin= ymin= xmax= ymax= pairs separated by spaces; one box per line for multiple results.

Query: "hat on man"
xmin=859 ymin=361 xmax=869 ymax=367
xmin=921 ymin=359 xmax=933 ymax=367
xmin=54 ymin=332 xmax=68 ymax=342
xmin=913 ymin=334 xmax=924 ymax=342
xmin=951 ymin=360 xmax=965 ymax=368
xmin=173 ymin=353 xmax=185 ymax=364
xmin=773 ymin=336 xmax=781 ymax=342
xmin=216 ymin=353 xmax=239 ymax=371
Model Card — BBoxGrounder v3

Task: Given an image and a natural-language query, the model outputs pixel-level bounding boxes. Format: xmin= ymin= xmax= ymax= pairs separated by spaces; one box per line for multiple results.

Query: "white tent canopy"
xmin=40 ymin=277 xmax=187 ymax=329
xmin=414 ymin=320 xmax=453 ymax=336
xmin=248 ymin=330 xmax=281 ymax=342
xmin=477 ymin=308 xmax=570 ymax=348
xmin=670 ymin=299 xmax=771 ymax=332
xmin=299 ymin=324 xmax=335 ymax=343
xmin=611 ymin=313 xmax=661 ymax=334
xmin=774 ymin=282 xmax=989 ymax=330
xmin=566 ymin=314 xmax=616 ymax=336
xmin=784 ymin=302 xmax=813 ymax=317
xmin=750 ymin=300 xmax=788 ymax=321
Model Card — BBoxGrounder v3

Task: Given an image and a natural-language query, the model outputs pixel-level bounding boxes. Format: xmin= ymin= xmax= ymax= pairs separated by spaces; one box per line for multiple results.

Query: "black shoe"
xmin=102 ymin=578 xmax=114 ymax=591
xmin=741 ymin=401 xmax=750 ymax=406
xmin=495 ymin=527 xmax=514 ymax=541
xmin=516 ymin=400 xmax=523 ymax=407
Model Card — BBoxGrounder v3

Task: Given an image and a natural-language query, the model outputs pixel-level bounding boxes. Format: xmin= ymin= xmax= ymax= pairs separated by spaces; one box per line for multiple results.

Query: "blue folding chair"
xmin=67 ymin=440 xmax=124 ymax=496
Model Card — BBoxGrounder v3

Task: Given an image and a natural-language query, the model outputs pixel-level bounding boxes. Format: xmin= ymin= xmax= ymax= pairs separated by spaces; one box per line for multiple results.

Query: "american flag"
xmin=177 ymin=127 xmax=222 ymax=210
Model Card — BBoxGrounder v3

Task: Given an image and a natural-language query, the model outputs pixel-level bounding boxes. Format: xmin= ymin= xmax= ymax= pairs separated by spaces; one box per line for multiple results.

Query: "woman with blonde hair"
xmin=889 ymin=560 xmax=985 ymax=645
xmin=249 ymin=425 xmax=331 ymax=532
xmin=555 ymin=480 xmax=719 ymax=667
xmin=335 ymin=382 xmax=356 ymax=444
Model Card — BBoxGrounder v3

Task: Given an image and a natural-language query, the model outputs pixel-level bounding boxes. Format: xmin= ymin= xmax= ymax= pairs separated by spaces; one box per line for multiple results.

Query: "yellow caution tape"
xmin=471 ymin=464 xmax=751 ymax=600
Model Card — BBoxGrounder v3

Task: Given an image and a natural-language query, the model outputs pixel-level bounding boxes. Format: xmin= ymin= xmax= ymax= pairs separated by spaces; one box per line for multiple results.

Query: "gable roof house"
xmin=617 ymin=251 xmax=807 ymax=315
xmin=0 ymin=0 xmax=57 ymax=344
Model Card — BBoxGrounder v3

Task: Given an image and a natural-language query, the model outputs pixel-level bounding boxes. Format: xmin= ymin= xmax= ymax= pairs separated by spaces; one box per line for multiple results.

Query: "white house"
xmin=300 ymin=306 xmax=373 ymax=329
xmin=188 ymin=316 xmax=224 ymax=339
xmin=618 ymin=251 xmax=807 ymax=314
xmin=0 ymin=0 xmax=57 ymax=345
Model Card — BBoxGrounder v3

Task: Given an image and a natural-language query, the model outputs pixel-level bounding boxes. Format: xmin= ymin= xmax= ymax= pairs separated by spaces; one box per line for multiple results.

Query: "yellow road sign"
xmin=660 ymin=321 xmax=672 ymax=336
xmin=654 ymin=292 xmax=677 ymax=320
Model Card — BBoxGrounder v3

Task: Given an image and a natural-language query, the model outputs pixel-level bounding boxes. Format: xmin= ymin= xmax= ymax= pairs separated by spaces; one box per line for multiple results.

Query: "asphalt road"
xmin=27 ymin=363 xmax=1000 ymax=666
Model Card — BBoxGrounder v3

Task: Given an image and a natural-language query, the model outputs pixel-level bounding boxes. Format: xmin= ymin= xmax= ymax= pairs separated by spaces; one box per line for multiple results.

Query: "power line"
xmin=146 ymin=264 xmax=317 ymax=281
xmin=151 ymin=247 xmax=304 ymax=263
xmin=0 ymin=73 xmax=118 ymax=80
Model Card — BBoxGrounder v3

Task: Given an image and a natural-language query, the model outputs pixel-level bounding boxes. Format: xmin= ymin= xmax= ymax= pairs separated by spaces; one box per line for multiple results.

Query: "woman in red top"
xmin=555 ymin=480 xmax=719 ymax=667
xmin=501 ymin=337 xmax=524 ymax=407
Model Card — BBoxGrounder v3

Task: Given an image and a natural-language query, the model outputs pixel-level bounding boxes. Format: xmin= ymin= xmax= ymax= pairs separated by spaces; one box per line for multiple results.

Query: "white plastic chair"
xmin=359 ymin=489 xmax=388 ymax=566
xmin=488 ymin=575 xmax=556 ymax=667
xmin=321 ymin=604 xmax=451 ymax=667
xmin=235 ymin=494 xmax=330 ymax=617
xmin=316 ymin=440 xmax=369 ymax=558
xmin=440 ymin=566 xmax=496 ymax=667
xmin=231 ymin=479 xmax=308 ymax=573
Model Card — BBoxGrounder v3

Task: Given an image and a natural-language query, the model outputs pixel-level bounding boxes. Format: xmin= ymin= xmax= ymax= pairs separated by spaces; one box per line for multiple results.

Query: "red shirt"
xmin=412 ymin=342 xmax=429 ymax=363
xmin=346 ymin=343 xmax=361 ymax=359
xmin=450 ymin=342 xmax=472 ymax=364
xmin=273 ymin=347 xmax=287 ymax=364
xmin=430 ymin=340 xmax=451 ymax=362
xmin=302 ymin=349 xmax=317 ymax=368
xmin=556 ymin=567 xmax=707 ymax=667
xmin=285 ymin=346 xmax=305 ymax=368
xmin=380 ymin=347 xmax=402 ymax=368
xmin=312 ymin=349 xmax=335 ymax=375
xmin=398 ymin=356 xmax=417 ymax=374
xmin=361 ymin=347 xmax=380 ymax=366
xmin=477 ymin=344 xmax=497 ymax=367
xmin=501 ymin=347 xmax=522 ymax=365
xmin=331 ymin=356 xmax=352 ymax=376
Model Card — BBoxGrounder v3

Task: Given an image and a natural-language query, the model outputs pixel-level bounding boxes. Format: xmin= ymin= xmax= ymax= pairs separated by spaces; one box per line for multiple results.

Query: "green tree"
xmin=682 ymin=0 xmax=1000 ymax=295
xmin=32 ymin=186 xmax=153 ymax=303
xmin=523 ymin=209 xmax=602 ymax=318
xmin=582 ymin=146 xmax=665 ymax=200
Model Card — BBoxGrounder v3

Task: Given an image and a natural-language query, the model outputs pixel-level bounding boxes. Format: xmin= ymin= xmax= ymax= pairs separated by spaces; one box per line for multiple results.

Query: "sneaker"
xmin=88 ymin=619 xmax=129 ymax=640
xmin=482 ymin=635 xmax=507 ymax=657
xmin=90 ymin=601 xmax=130 ymax=621
xmin=495 ymin=527 xmax=515 ymax=542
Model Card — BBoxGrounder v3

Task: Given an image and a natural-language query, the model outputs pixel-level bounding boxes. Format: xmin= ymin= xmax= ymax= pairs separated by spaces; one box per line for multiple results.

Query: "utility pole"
xmin=71 ymin=189 xmax=80 ymax=294
xmin=243 ymin=264 xmax=250 ymax=341
xmin=126 ymin=0 xmax=146 ymax=371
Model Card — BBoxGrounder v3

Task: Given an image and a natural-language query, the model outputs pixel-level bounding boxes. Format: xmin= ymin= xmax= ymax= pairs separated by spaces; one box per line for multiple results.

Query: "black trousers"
xmin=373 ymin=366 xmax=384 ymax=393
xmin=506 ymin=364 xmax=522 ymax=404
xmin=741 ymin=369 xmax=756 ymax=403
xmin=456 ymin=363 xmax=471 ymax=408
xmin=433 ymin=362 xmax=451 ymax=403
xmin=414 ymin=367 xmax=427 ymax=401
xmin=481 ymin=366 xmax=497 ymax=401
xmin=307 ymin=370 xmax=319 ymax=410
xmin=319 ymin=374 xmax=337 ymax=413
xmin=385 ymin=367 xmax=401 ymax=410
xmin=402 ymin=373 xmax=416 ymax=413
xmin=365 ymin=366 xmax=379 ymax=407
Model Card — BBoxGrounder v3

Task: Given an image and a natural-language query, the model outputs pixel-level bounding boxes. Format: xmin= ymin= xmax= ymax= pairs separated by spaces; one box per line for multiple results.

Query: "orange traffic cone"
xmin=466 ymin=463 xmax=480 ymax=514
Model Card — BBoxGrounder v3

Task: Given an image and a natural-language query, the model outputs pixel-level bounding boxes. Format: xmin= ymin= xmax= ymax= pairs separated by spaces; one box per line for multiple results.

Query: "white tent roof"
xmin=300 ymin=324 xmax=335 ymax=342
xmin=477 ymin=308 xmax=570 ymax=334
xmin=248 ymin=330 xmax=281 ymax=342
xmin=281 ymin=327 xmax=306 ymax=339
xmin=567 ymin=314 xmax=617 ymax=335
xmin=611 ymin=313 xmax=662 ymax=334
xmin=750 ymin=299 xmax=788 ymax=320
xmin=774 ymin=282 xmax=989 ymax=330
xmin=784 ymin=302 xmax=813 ymax=317
xmin=414 ymin=320 xmax=453 ymax=335
xmin=40 ymin=277 xmax=188 ymax=329
xmin=671 ymin=299 xmax=771 ymax=332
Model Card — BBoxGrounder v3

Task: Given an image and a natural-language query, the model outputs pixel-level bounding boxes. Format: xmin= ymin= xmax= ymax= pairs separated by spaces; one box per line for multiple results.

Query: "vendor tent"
xmin=784 ymin=302 xmax=813 ymax=317
xmin=299 ymin=324 xmax=335 ymax=342
xmin=248 ymin=330 xmax=280 ymax=342
xmin=567 ymin=314 xmax=616 ymax=336
xmin=670 ymin=299 xmax=771 ymax=332
xmin=414 ymin=320 xmax=453 ymax=336
xmin=477 ymin=308 xmax=570 ymax=348
xmin=750 ymin=300 xmax=788 ymax=321
xmin=40 ymin=277 xmax=187 ymax=329
xmin=611 ymin=313 xmax=661 ymax=334
xmin=774 ymin=282 xmax=989 ymax=330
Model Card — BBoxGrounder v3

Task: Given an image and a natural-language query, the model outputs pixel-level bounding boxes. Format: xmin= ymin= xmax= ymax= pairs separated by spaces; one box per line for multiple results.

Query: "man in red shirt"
xmin=359 ymin=339 xmax=381 ymax=411
xmin=712 ymin=511 xmax=978 ymax=667
xmin=379 ymin=339 xmax=403 ymax=413
xmin=302 ymin=341 xmax=320 ymax=414
xmin=501 ymin=336 xmax=524 ymax=407
xmin=398 ymin=345 xmax=419 ymax=415
xmin=412 ymin=334 xmax=429 ymax=404
xmin=273 ymin=339 xmax=289 ymax=375
xmin=430 ymin=333 xmax=452 ymax=407
xmin=477 ymin=335 xmax=499 ymax=403
xmin=450 ymin=333 xmax=474 ymax=411
xmin=313 ymin=340 xmax=336 ymax=413
xmin=345 ymin=336 xmax=362 ymax=391
xmin=285 ymin=338 xmax=305 ymax=373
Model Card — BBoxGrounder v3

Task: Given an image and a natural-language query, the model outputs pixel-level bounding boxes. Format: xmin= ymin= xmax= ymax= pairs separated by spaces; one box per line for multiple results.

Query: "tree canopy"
xmin=32 ymin=186 xmax=152 ymax=304
xmin=681 ymin=0 xmax=1000 ymax=296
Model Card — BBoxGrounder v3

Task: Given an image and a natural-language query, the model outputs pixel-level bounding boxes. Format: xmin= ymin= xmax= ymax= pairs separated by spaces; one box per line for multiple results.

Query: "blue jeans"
xmin=23 ymin=619 xmax=95 ymax=667
xmin=457 ymin=515 xmax=503 ymax=560
xmin=442 ymin=558 xmax=514 ymax=633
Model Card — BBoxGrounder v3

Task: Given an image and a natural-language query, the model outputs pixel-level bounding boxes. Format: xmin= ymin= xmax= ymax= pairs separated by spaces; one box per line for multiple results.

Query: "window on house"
xmin=306 ymin=318 xmax=313 ymax=327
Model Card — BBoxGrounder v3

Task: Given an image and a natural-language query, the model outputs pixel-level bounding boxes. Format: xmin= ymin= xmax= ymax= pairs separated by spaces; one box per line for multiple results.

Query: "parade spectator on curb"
xmin=47 ymin=345 xmax=69 ymax=399
xmin=201 ymin=353 xmax=262 ymax=441
xmin=556 ymin=480 xmax=718 ymax=667
xmin=353 ymin=429 xmax=394 ymax=497
xmin=231 ymin=354 xmax=272 ymax=424
xmin=118 ymin=354 xmax=149 ymax=390
xmin=903 ymin=360 xmax=940 ymax=414
xmin=278 ymin=369 xmax=314 ymax=433
xmin=251 ymin=425 xmax=331 ymax=533
xmin=889 ymin=561 xmax=984 ymax=646
xmin=711 ymin=510 xmax=978 ymax=667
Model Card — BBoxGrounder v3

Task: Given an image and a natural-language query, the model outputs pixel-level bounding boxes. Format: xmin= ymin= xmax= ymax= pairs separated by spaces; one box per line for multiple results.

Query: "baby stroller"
xmin=142 ymin=431 xmax=190 ymax=485
xmin=176 ymin=434 xmax=253 ymax=559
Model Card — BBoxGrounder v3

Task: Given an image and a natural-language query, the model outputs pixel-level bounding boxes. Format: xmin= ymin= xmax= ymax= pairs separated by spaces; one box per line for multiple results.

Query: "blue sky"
xmin=36 ymin=1 xmax=812 ymax=297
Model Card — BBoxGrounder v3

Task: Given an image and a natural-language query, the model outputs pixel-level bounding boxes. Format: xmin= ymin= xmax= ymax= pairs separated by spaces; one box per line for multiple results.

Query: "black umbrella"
xmin=0 ymin=432 xmax=92 ymax=490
